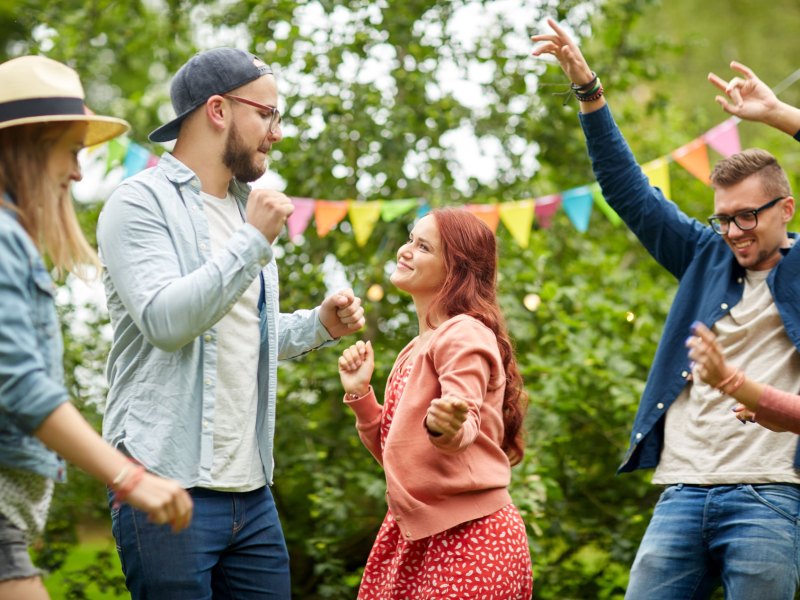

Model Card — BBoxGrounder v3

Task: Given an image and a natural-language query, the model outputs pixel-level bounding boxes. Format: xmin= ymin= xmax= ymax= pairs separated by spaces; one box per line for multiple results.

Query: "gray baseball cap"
xmin=149 ymin=47 xmax=272 ymax=143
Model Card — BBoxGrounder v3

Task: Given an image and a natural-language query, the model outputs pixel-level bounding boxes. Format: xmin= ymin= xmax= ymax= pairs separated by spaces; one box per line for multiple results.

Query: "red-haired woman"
xmin=338 ymin=208 xmax=532 ymax=599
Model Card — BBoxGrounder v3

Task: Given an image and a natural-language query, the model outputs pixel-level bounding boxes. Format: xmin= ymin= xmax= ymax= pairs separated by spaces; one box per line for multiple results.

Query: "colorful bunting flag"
xmin=641 ymin=157 xmax=671 ymax=199
xmin=287 ymin=198 xmax=316 ymax=240
xmin=534 ymin=194 xmax=561 ymax=229
xmin=315 ymin=200 xmax=349 ymax=237
xmin=349 ymin=201 xmax=383 ymax=247
xmin=672 ymin=138 xmax=711 ymax=185
xmin=123 ymin=142 xmax=151 ymax=179
xmin=381 ymin=199 xmax=419 ymax=221
xmin=590 ymin=182 xmax=621 ymax=226
xmin=498 ymin=200 xmax=535 ymax=248
xmin=704 ymin=117 xmax=741 ymax=158
xmin=79 ymin=110 xmax=747 ymax=247
xmin=465 ymin=204 xmax=500 ymax=232
xmin=561 ymin=186 xmax=594 ymax=233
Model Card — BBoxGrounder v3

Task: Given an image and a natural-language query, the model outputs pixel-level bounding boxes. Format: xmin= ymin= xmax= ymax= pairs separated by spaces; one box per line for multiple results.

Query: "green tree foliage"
xmin=2 ymin=1 xmax=797 ymax=598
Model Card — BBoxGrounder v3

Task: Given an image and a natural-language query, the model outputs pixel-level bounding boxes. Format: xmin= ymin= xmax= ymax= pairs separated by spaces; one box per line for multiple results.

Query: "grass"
xmin=42 ymin=537 xmax=127 ymax=599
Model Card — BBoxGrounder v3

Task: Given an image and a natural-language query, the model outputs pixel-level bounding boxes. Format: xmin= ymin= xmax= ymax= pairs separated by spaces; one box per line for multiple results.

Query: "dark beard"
xmin=222 ymin=122 xmax=266 ymax=183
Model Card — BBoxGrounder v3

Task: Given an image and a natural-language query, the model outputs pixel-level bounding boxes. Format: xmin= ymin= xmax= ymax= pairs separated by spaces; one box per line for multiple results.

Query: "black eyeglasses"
xmin=707 ymin=196 xmax=785 ymax=235
xmin=223 ymin=94 xmax=282 ymax=134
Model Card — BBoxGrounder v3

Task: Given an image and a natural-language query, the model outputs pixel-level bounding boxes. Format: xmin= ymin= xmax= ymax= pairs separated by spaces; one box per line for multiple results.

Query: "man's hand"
xmin=707 ymin=61 xmax=778 ymax=123
xmin=246 ymin=189 xmax=295 ymax=244
xmin=320 ymin=289 xmax=365 ymax=338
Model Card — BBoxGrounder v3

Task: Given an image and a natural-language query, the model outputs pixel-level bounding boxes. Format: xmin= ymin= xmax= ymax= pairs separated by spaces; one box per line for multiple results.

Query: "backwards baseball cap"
xmin=0 ymin=55 xmax=130 ymax=146
xmin=149 ymin=47 xmax=272 ymax=143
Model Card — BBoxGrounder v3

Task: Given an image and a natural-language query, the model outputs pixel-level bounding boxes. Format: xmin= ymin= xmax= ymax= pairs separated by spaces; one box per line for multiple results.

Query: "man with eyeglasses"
xmin=97 ymin=48 xmax=365 ymax=599
xmin=533 ymin=20 xmax=800 ymax=600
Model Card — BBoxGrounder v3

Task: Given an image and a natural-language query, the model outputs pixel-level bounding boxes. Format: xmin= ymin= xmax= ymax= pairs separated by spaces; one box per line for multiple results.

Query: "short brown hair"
xmin=710 ymin=148 xmax=791 ymax=199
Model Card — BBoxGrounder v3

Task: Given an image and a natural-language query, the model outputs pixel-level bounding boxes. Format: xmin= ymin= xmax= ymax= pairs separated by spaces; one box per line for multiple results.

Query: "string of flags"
xmin=75 ymin=116 xmax=743 ymax=249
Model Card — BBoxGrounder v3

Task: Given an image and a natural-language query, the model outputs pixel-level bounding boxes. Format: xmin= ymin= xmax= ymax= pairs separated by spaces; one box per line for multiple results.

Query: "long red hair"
xmin=428 ymin=208 xmax=527 ymax=465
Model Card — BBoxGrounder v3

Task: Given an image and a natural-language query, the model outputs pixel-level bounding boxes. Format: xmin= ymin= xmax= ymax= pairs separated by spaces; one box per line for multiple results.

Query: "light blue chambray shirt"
xmin=97 ymin=154 xmax=333 ymax=488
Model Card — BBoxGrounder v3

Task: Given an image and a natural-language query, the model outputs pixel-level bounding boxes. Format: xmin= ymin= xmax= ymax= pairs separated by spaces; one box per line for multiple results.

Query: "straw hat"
xmin=0 ymin=55 xmax=129 ymax=146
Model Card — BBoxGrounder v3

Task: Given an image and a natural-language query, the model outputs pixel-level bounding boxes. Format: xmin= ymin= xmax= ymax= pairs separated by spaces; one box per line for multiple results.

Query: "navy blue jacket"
xmin=579 ymin=105 xmax=800 ymax=473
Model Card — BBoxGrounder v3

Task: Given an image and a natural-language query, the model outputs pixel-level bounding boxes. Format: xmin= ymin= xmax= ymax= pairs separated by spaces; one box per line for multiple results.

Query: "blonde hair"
xmin=0 ymin=122 xmax=99 ymax=278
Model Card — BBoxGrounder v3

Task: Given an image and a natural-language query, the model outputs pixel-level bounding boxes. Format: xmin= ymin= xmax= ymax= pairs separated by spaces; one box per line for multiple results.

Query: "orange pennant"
xmin=671 ymin=138 xmax=711 ymax=185
xmin=465 ymin=204 xmax=500 ymax=232
xmin=315 ymin=200 xmax=349 ymax=237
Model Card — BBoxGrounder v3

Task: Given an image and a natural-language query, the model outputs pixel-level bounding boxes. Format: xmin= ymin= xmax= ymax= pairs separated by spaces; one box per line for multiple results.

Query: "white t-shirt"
xmin=201 ymin=191 xmax=266 ymax=491
xmin=654 ymin=267 xmax=800 ymax=485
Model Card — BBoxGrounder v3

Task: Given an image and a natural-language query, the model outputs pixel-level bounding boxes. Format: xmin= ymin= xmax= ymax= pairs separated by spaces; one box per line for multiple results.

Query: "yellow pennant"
xmin=348 ymin=201 xmax=383 ymax=247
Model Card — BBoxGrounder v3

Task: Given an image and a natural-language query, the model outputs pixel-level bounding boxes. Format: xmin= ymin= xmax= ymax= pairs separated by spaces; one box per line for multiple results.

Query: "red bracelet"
xmin=112 ymin=465 xmax=145 ymax=508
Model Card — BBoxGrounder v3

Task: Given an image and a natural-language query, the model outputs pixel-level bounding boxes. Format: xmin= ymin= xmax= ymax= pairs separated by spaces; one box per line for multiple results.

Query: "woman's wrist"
xmin=344 ymin=386 xmax=370 ymax=399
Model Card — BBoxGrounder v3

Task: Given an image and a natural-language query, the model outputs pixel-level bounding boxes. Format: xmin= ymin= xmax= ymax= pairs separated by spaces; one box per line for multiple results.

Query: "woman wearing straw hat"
xmin=0 ymin=55 xmax=193 ymax=600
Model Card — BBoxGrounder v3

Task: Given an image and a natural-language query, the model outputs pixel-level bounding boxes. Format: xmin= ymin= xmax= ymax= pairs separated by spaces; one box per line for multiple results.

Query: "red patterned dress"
xmin=358 ymin=359 xmax=533 ymax=600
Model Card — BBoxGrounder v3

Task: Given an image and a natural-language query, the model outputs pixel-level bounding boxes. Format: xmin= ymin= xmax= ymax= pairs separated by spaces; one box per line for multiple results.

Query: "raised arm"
xmin=708 ymin=61 xmax=800 ymax=138
xmin=530 ymin=17 xmax=606 ymax=114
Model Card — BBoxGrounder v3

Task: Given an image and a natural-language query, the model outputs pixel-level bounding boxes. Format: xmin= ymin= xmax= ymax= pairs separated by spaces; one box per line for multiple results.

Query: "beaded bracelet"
xmin=574 ymin=82 xmax=604 ymax=102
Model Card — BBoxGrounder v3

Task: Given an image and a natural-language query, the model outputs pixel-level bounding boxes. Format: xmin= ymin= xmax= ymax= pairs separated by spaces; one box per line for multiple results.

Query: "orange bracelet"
xmin=720 ymin=370 xmax=746 ymax=396
xmin=714 ymin=369 xmax=740 ymax=392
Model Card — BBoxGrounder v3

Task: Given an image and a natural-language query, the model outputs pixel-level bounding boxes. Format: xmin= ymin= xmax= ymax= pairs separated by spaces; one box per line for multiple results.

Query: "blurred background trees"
xmin=2 ymin=0 xmax=798 ymax=597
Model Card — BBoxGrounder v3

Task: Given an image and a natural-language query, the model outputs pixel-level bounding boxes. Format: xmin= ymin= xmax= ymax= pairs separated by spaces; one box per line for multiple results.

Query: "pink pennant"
xmin=287 ymin=198 xmax=316 ymax=240
xmin=703 ymin=118 xmax=741 ymax=158
xmin=146 ymin=154 xmax=160 ymax=168
xmin=534 ymin=194 xmax=562 ymax=229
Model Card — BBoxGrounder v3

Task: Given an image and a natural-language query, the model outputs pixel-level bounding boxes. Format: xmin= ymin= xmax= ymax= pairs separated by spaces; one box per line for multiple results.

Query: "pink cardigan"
xmin=755 ymin=385 xmax=800 ymax=433
xmin=344 ymin=314 xmax=513 ymax=541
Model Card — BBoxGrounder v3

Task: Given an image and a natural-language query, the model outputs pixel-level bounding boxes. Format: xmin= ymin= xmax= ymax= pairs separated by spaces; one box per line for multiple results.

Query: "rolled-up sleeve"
xmin=98 ymin=181 xmax=273 ymax=352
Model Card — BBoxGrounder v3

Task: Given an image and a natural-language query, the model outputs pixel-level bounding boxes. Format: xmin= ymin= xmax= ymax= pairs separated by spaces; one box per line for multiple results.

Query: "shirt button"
xmin=204 ymin=378 xmax=211 ymax=386
xmin=204 ymin=334 xmax=212 ymax=342
xmin=737 ymin=277 xmax=743 ymax=284
xmin=721 ymin=302 xmax=729 ymax=310
xmin=202 ymin=420 xmax=209 ymax=429
xmin=635 ymin=432 xmax=643 ymax=440
xmin=657 ymin=403 xmax=664 ymax=410
xmin=681 ymin=370 xmax=689 ymax=378
xmin=200 ymin=242 xmax=207 ymax=251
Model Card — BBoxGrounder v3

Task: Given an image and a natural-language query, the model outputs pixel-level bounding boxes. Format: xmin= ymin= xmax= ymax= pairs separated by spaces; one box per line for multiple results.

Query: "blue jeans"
xmin=110 ymin=486 xmax=290 ymax=600
xmin=625 ymin=483 xmax=800 ymax=600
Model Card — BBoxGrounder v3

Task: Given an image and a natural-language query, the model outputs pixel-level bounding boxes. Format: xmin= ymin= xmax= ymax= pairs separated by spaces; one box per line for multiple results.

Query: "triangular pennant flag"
xmin=106 ymin=137 xmax=128 ymax=172
xmin=287 ymin=198 xmax=315 ymax=240
xmin=465 ymin=204 xmax=500 ymax=232
xmin=703 ymin=118 xmax=741 ymax=158
xmin=641 ymin=157 xmax=671 ymax=199
xmin=381 ymin=199 xmax=419 ymax=222
xmin=146 ymin=154 xmax=160 ymax=168
xmin=315 ymin=200 xmax=349 ymax=237
xmin=561 ymin=186 xmax=594 ymax=233
xmin=498 ymin=199 xmax=535 ymax=248
xmin=123 ymin=142 xmax=151 ymax=179
xmin=349 ymin=201 xmax=383 ymax=247
xmin=590 ymin=182 xmax=622 ymax=226
xmin=534 ymin=194 xmax=562 ymax=229
xmin=672 ymin=138 xmax=711 ymax=185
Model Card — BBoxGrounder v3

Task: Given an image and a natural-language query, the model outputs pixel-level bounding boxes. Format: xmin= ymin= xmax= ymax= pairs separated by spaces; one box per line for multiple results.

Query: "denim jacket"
xmin=579 ymin=106 xmax=800 ymax=473
xmin=97 ymin=154 xmax=333 ymax=488
xmin=0 ymin=196 xmax=67 ymax=481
